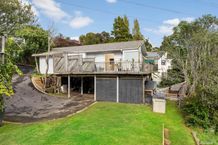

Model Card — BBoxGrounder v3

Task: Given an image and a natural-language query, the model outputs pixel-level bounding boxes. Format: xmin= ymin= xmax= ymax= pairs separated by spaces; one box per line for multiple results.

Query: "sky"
xmin=25 ymin=0 xmax=218 ymax=47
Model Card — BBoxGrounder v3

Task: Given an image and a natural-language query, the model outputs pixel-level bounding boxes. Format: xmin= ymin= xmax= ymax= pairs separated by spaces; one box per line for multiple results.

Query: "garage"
xmin=96 ymin=77 xmax=117 ymax=102
xmin=95 ymin=76 xmax=144 ymax=104
xmin=119 ymin=77 xmax=143 ymax=104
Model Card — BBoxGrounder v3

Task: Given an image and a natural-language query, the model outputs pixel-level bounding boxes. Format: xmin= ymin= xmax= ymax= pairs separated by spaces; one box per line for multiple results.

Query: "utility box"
xmin=152 ymin=98 xmax=166 ymax=113
xmin=61 ymin=85 xmax=68 ymax=93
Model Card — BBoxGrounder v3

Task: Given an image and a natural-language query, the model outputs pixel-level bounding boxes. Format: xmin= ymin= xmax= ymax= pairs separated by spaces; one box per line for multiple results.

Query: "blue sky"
xmin=27 ymin=0 xmax=218 ymax=46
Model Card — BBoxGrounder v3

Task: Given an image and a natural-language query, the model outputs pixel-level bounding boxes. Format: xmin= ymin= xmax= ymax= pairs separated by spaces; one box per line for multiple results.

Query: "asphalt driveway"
xmin=4 ymin=66 xmax=94 ymax=123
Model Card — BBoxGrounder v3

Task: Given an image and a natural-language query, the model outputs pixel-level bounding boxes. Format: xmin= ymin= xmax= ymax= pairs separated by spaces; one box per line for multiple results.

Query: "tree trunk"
xmin=0 ymin=95 xmax=4 ymax=127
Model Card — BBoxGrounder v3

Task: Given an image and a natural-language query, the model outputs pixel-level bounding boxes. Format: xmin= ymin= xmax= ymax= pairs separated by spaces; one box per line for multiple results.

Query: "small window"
xmin=161 ymin=60 xmax=166 ymax=65
xmin=109 ymin=58 xmax=114 ymax=64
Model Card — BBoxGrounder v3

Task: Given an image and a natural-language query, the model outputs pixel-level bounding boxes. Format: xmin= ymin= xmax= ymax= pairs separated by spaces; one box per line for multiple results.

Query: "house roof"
xmin=145 ymin=51 xmax=165 ymax=59
xmin=32 ymin=40 xmax=144 ymax=57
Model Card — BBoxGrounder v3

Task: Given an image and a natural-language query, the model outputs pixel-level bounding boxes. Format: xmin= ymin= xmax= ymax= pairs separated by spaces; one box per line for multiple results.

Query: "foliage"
xmin=111 ymin=16 xmax=132 ymax=42
xmin=0 ymin=0 xmax=35 ymax=35
xmin=79 ymin=16 xmax=145 ymax=44
xmin=79 ymin=31 xmax=113 ymax=45
xmin=5 ymin=25 xmax=48 ymax=64
xmin=194 ymin=128 xmax=218 ymax=144
xmin=0 ymin=102 xmax=195 ymax=145
xmin=0 ymin=60 xmax=22 ymax=111
xmin=132 ymin=19 xmax=144 ymax=40
xmin=144 ymin=39 xmax=152 ymax=51
xmin=54 ymin=36 xmax=80 ymax=47
xmin=182 ymin=96 xmax=210 ymax=128
xmin=159 ymin=63 xmax=184 ymax=87
xmin=0 ymin=0 xmax=35 ymax=114
xmin=162 ymin=15 xmax=218 ymax=132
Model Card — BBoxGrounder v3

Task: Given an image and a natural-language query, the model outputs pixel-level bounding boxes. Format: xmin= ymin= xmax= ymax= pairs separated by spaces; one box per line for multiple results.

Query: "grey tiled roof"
xmin=33 ymin=40 xmax=144 ymax=57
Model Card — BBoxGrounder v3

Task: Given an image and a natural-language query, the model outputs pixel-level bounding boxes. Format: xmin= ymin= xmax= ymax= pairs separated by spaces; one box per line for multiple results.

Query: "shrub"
xmin=181 ymin=96 xmax=211 ymax=128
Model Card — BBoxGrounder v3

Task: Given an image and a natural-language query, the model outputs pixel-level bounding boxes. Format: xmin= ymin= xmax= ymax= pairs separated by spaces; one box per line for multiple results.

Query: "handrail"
xmin=53 ymin=53 xmax=153 ymax=74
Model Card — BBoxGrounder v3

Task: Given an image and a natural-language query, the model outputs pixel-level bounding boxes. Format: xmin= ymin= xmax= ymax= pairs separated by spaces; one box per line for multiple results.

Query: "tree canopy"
xmin=111 ymin=16 xmax=132 ymax=42
xmin=79 ymin=31 xmax=113 ymax=45
xmin=0 ymin=0 xmax=35 ymax=35
xmin=160 ymin=15 xmax=218 ymax=132
xmin=132 ymin=19 xmax=143 ymax=40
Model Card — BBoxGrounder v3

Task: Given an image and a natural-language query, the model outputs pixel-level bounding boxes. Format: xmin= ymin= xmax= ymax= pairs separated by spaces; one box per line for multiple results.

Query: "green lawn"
xmin=0 ymin=101 xmax=194 ymax=145
xmin=194 ymin=128 xmax=218 ymax=145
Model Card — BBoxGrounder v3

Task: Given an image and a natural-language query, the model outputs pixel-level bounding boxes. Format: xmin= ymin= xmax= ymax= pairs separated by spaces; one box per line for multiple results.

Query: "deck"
xmin=52 ymin=53 xmax=153 ymax=75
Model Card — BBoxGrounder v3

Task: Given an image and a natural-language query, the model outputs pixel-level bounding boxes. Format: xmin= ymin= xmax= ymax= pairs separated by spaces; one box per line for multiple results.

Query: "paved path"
xmin=4 ymin=66 xmax=94 ymax=123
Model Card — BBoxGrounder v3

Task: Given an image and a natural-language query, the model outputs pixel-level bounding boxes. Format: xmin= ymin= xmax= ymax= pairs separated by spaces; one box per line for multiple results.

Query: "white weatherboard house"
xmin=145 ymin=52 xmax=172 ymax=84
xmin=33 ymin=40 xmax=154 ymax=104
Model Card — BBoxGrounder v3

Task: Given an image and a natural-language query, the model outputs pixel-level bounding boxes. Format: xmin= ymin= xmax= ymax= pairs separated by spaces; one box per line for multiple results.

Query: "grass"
xmin=194 ymin=128 xmax=218 ymax=145
xmin=0 ymin=101 xmax=195 ymax=145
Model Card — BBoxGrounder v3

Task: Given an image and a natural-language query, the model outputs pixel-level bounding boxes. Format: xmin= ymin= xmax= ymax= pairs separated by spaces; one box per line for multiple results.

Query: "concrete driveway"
xmin=4 ymin=66 xmax=94 ymax=123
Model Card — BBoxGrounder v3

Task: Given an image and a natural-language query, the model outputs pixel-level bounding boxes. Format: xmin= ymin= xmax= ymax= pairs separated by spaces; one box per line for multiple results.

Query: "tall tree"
xmin=0 ymin=0 xmax=35 ymax=35
xmin=161 ymin=15 xmax=218 ymax=131
xmin=111 ymin=16 xmax=132 ymax=42
xmin=132 ymin=19 xmax=143 ymax=40
xmin=144 ymin=39 xmax=152 ymax=51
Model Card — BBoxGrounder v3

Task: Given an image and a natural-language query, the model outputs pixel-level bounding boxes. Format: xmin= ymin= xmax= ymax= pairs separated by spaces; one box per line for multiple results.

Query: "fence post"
xmin=163 ymin=124 xmax=165 ymax=145
xmin=116 ymin=76 xmax=119 ymax=103
xmin=94 ymin=75 xmax=96 ymax=101
xmin=1 ymin=36 xmax=5 ymax=64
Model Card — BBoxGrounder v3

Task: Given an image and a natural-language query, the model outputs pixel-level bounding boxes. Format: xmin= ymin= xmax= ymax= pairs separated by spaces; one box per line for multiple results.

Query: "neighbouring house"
xmin=144 ymin=52 xmax=172 ymax=84
xmin=32 ymin=40 xmax=154 ymax=104
xmin=53 ymin=37 xmax=81 ymax=48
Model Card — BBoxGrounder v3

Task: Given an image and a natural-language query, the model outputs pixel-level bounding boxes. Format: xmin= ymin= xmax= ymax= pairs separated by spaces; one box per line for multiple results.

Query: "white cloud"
xmin=144 ymin=17 xmax=195 ymax=36
xmin=32 ymin=0 xmax=68 ymax=21
xmin=69 ymin=11 xmax=93 ymax=29
xmin=106 ymin=0 xmax=117 ymax=3
xmin=163 ymin=18 xmax=180 ymax=27
xmin=70 ymin=36 xmax=79 ymax=40
xmin=182 ymin=17 xmax=195 ymax=23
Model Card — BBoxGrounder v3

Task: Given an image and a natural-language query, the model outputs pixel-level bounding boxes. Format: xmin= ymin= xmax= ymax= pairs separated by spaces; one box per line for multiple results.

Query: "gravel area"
xmin=4 ymin=66 xmax=94 ymax=123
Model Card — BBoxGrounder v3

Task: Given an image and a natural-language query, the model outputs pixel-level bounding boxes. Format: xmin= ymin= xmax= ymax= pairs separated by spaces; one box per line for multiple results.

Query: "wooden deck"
xmin=52 ymin=53 xmax=153 ymax=75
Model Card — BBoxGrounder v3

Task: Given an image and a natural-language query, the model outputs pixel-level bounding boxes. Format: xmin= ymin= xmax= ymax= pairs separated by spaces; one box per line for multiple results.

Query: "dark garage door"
xmin=119 ymin=78 xmax=143 ymax=104
xmin=96 ymin=77 xmax=117 ymax=102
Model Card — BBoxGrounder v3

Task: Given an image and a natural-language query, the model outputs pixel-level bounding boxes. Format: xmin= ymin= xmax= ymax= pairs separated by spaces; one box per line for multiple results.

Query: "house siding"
xmin=96 ymin=77 xmax=117 ymax=102
xmin=95 ymin=76 xmax=144 ymax=104
xmin=39 ymin=56 xmax=54 ymax=74
xmin=119 ymin=77 xmax=143 ymax=104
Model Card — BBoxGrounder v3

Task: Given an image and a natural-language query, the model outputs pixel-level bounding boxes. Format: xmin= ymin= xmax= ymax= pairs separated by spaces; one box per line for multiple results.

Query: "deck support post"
xmin=142 ymin=76 xmax=145 ymax=104
xmin=81 ymin=77 xmax=83 ymax=95
xmin=94 ymin=75 xmax=96 ymax=101
xmin=68 ymin=75 xmax=71 ymax=98
xmin=116 ymin=76 xmax=119 ymax=103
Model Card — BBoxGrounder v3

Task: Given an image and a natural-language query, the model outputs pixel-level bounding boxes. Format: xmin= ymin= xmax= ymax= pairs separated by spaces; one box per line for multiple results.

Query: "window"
xmin=109 ymin=58 xmax=114 ymax=64
xmin=161 ymin=60 xmax=166 ymax=65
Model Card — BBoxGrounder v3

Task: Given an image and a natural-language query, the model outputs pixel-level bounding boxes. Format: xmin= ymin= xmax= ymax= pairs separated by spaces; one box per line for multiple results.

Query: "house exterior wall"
xmin=123 ymin=49 xmax=141 ymax=62
xmin=157 ymin=53 xmax=172 ymax=74
xmin=39 ymin=56 xmax=54 ymax=74
xmin=96 ymin=77 xmax=117 ymax=102
xmin=96 ymin=76 xmax=144 ymax=104
xmin=151 ymin=53 xmax=172 ymax=84
xmin=119 ymin=77 xmax=143 ymax=103
xmin=86 ymin=51 xmax=122 ymax=62
xmin=38 ymin=47 xmax=142 ymax=74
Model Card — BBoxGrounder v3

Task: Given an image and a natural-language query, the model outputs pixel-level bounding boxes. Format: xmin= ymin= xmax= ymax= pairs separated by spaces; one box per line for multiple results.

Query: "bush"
xmin=181 ymin=96 xmax=211 ymax=128
xmin=159 ymin=68 xmax=184 ymax=88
